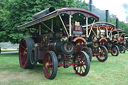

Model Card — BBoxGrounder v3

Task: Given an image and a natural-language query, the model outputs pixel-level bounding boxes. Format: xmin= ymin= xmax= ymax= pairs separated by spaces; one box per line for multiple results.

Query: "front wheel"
xmin=96 ymin=46 xmax=108 ymax=62
xmin=120 ymin=45 xmax=125 ymax=53
xmin=73 ymin=51 xmax=90 ymax=76
xmin=43 ymin=51 xmax=58 ymax=79
xmin=111 ymin=45 xmax=119 ymax=56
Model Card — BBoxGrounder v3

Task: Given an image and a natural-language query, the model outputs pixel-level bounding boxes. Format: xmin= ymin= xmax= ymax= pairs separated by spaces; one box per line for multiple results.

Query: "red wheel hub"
xmin=73 ymin=53 xmax=87 ymax=75
xmin=43 ymin=53 xmax=53 ymax=79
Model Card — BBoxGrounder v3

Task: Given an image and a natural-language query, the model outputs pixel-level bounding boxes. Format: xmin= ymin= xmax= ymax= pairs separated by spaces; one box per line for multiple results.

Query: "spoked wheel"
xmin=120 ymin=45 xmax=125 ymax=53
xmin=81 ymin=47 xmax=92 ymax=61
xmin=111 ymin=45 xmax=119 ymax=56
xmin=75 ymin=39 xmax=86 ymax=52
xmin=19 ymin=38 xmax=34 ymax=69
xmin=96 ymin=46 xmax=108 ymax=62
xmin=73 ymin=51 xmax=90 ymax=76
xmin=43 ymin=51 xmax=58 ymax=79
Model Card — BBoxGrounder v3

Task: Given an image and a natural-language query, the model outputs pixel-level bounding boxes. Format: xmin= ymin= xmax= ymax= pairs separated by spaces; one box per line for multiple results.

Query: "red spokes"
xmin=43 ymin=53 xmax=53 ymax=79
xmin=98 ymin=47 xmax=106 ymax=60
xmin=73 ymin=53 xmax=87 ymax=75
xmin=96 ymin=46 xmax=108 ymax=62
xmin=19 ymin=39 xmax=27 ymax=68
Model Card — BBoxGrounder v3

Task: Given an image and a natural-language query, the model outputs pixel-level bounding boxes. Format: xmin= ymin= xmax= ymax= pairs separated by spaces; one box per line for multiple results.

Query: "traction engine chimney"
xmin=106 ymin=10 xmax=109 ymax=22
xmin=116 ymin=18 xmax=119 ymax=29
xmin=89 ymin=0 xmax=92 ymax=12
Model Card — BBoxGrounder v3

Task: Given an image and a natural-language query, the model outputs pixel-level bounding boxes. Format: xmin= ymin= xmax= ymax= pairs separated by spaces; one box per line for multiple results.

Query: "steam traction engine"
xmin=85 ymin=22 xmax=115 ymax=62
xmin=17 ymin=7 xmax=95 ymax=79
xmin=111 ymin=29 xmax=126 ymax=54
xmin=125 ymin=34 xmax=128 ymax=51
xmin=103 ymin=24 xmax=120 ymax=56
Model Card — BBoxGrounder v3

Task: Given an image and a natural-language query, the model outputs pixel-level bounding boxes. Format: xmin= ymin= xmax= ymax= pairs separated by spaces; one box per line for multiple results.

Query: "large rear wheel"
xmin=73 ymin=51 xmax=90 ymax=76
xmin=43 ymin=51 xmax=58 ymax=79
xmin=19 ymin=38 xmax=34 ymax=69
xmin=96 ymin=46 xmax=108 ymax=62
xmin=111 ymin=45 xmax=119 ymax=56
xmin=81 ymin=47 xmax=92 ymax=61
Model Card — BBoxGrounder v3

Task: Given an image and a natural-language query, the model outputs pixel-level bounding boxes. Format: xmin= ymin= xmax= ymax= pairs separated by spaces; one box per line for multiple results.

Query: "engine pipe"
xmin=116 ymin=18 xmax=119 ymax=29
xmin=89 ymin=0 xmax=92 ymax=12
xmin=106 ymin=10 xmax=109 ymax=22
xmin=33 ymin=7 xmax=55 ymax=20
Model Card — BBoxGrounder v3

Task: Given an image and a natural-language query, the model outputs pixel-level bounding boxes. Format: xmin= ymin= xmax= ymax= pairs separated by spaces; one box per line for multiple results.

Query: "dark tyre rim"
xmin=82 ymin=47 xmax=92 ymax=61
xmin=73 ymin=51 xmax=90 ymax=76
xmin=30 ymin=47 xmax=38 ymax=65
xmin=96 ymin=46 xmax=108 ymax=62
xmin=120 ymin=45 xmax=125 ymax=53
xmin=19 ymin=38 xmax=34 ymax=69
xmin=111 ymin=45 xmax=119 ymax=56
xmin=43 ymin=51 xmax=58 ymax=79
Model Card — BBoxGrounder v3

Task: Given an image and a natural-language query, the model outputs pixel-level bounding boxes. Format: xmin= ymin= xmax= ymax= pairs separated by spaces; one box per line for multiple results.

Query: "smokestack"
xmin=116 ymin=18 xmax=119 ymax=29
xmin=106 ymin=10 xmax=109 ymax=22
xmin=89 ymin=0 xmax=92 ymax=12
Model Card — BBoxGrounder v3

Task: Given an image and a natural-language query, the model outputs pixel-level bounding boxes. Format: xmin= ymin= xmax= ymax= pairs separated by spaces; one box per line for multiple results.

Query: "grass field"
xmin=0 ymin=52 xmax=128 ymax=85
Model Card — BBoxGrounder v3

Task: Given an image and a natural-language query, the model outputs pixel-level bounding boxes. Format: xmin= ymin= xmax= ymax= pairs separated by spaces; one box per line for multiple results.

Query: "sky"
xmin=85 ymin=0 xmax=128 ymax=22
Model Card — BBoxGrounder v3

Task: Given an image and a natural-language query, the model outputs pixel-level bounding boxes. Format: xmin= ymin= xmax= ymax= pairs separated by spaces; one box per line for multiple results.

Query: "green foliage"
xmin=109 ymin=15 xmax=128 ymax=34
xmin=1 ymin=0 xmax=127 ymax=43
xmin=0 ymin=0 xmax=9 ymax=42
xmin=74 ymin=0 xmax=89 ymax=10
xmin=92 ymin=7 xmax=106 ymax=22
xmin=2 ymin=0 xmax=75 ymax=43
xmin=119 ymin=21 xmax=128 ymax=33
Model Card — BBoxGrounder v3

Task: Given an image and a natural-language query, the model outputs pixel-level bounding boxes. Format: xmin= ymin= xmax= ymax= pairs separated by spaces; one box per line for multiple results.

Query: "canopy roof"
xmin=17 ymin=8 xmax=99 ymax=30
xmin=86 ymin=22 xmax=115 ymax=30
xmin=92 ymin=22 xmax=115 ymax=27
xmin=112 ymin=29 xmax=124 ymax=34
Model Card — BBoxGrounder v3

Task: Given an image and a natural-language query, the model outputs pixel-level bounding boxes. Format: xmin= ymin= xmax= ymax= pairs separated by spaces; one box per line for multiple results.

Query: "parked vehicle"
xmin=85 ymin=22 xmax=115 ymax=62
xmin=17 ymin=7 xmax=100 ymax=79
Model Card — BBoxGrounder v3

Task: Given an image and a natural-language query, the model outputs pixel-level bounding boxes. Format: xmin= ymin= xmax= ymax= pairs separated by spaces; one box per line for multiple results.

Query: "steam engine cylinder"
xmin=48 ymin=40 xmax=75 ymax=55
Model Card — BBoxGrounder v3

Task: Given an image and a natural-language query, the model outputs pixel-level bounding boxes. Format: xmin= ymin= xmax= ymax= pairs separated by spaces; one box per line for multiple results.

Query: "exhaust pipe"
xmin=89 ymin=0 xmax=92 ymax=12
xmin=106 ymin=10 xmax=109 ymax=22
xmin=116 ymin=18 xmax=119 ymax=29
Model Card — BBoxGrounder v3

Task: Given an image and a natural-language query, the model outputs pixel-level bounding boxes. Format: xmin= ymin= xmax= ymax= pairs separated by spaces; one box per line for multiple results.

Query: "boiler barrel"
xmin=33 ymin=7 xmax=55 ymax=19
xmin=48 ymin=40 xmax=75 ymax=55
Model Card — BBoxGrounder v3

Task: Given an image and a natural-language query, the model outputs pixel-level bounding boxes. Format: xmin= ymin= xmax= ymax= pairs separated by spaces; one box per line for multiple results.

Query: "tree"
xmin=3 ymin=0 xmax=75 ymax=43
xmin=0 ymin=0 xmax=9 ymax=42
xmin=74 ymin=0 xmax=88 ymax=10
xmin=119 ymin=21 xmax=128 ymax=34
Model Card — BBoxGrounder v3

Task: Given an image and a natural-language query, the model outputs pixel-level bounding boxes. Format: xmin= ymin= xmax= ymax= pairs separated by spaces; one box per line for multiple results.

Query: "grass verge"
xmin=0 ymin=52 xmax=128 ymax=85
